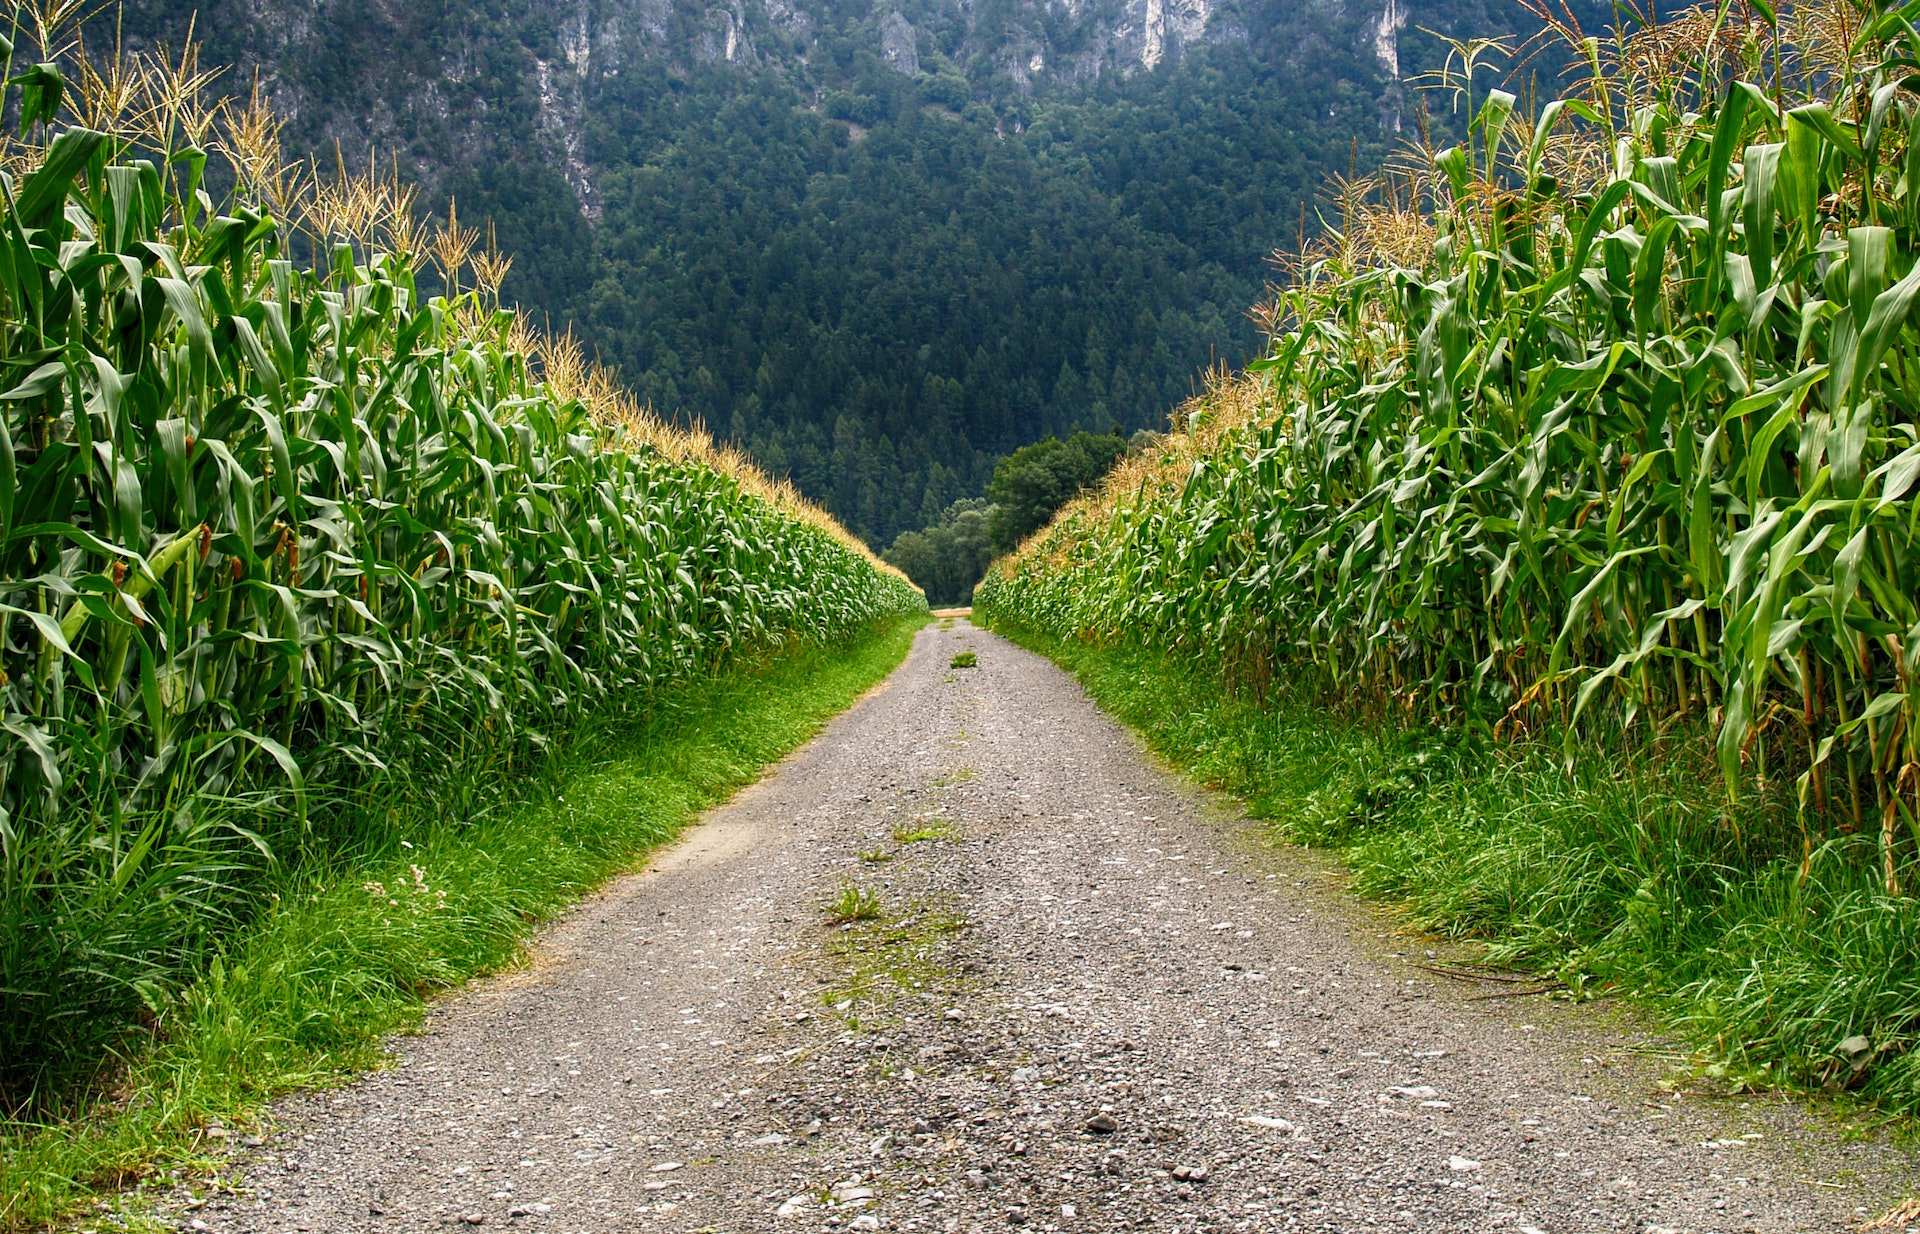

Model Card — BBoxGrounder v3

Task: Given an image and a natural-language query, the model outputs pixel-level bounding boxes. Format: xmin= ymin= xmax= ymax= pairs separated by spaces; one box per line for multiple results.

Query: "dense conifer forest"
xmin=112 ymin=0 xmax=1546 ymax=553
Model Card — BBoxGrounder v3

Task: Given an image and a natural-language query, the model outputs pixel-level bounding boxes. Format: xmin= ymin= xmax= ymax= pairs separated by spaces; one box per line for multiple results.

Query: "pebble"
xmin=1240 ymin=1115 xmax=1295 ymax=1131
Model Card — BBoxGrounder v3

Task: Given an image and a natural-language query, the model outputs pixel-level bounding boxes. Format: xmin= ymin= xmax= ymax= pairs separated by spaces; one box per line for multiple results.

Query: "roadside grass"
xmin=992 ymin=624 xmax=1920 ymax=1122
xmin=0 ymin=616 xmax=924 ymax=1230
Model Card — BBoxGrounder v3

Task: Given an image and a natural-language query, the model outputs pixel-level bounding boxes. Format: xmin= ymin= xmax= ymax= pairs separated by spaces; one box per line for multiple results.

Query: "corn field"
xmin=981 ymin=2 xmax=1920 ymax=885
xmin=0 ymin=14 xmax=921 ymax=1100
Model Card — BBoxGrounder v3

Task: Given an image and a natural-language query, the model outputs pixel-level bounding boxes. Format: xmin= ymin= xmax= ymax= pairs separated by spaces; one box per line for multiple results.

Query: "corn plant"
xmin=981 ymin=0 xmax=1920 ymax=887
xmin=0 ymin=17 xmax=921 ymax=1102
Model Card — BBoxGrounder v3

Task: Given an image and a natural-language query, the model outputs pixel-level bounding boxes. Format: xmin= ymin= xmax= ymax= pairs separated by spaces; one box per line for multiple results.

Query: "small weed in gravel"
xmin=949 ymin=650 xmax=978 ymax=668
xmin=892 ymin=820 xmax=956 ymax=843
xmin=828 ymin=885 xmax=885 ymax=923
xmin=858 ymin=847 xmax=893 ymax=863
xmin=820 ymin=899 xmax=971 ymax=1016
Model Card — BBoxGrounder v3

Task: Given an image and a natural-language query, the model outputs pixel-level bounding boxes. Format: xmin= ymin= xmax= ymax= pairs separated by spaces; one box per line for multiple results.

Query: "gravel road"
xmin=183 ymin=620 xmax=1915 ymax=1234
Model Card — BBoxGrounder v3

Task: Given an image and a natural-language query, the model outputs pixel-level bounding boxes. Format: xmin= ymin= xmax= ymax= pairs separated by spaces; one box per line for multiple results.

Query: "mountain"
xmin=120 ymin=0 xmax=1526 ymax=545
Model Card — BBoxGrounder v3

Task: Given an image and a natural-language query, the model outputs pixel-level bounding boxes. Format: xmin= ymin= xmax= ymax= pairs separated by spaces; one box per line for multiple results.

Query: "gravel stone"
xmin=165 ymin=621 xmax=1917 ymax=1232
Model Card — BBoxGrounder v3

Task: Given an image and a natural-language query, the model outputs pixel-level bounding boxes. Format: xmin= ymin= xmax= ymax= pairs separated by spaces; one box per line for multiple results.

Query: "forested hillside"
xmin=114 ymin=0 xmax=1536 ymax=544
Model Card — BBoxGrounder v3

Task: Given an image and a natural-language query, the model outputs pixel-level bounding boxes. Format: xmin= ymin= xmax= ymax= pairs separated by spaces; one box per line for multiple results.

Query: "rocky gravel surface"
xmin=167 ymin=620 xmax=1915 ymax=1234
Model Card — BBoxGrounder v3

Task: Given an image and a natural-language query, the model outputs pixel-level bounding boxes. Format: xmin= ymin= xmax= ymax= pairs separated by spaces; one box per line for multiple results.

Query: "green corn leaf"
xmin=1837 ymin=689 xmax=1908 ymax=737
xmin=13 ymin=126 xmax=101 ymax=227
xmin=1701 ymin=85 xmax=1753 ymax=309
xmin=156 ymin=418 xmax=196 ymax=524
xmin=1873 ymin=442 xmax=1920 ymax=513
xmin=1788 ymin=102 xmax=1864 ymax=159
xmin=1832 ymin=524 xmax=1869 ymax=655
xmin=1744 ymin=142 xmax=1783 ymax=289
xmin=2 ymin=716 xmax=62 ymax=799
xmin=231 ymin=729 xmax=307 ymax=828
xmin=1435 ymin=146 xmax=1471 ymax=208
xmin=9 ymin=62 xmax=63 ymax=137
xmin=158 ymin=278 xmax=216 ymax=362
xmin=1 ymin=359 xmax=67 ymax=401
xmin=1477 ymin=89 xmax=1516 ymax=174
xmin=0 ymin=409 xmax=14 ymax=546
xmin=1632 ymin=158 xmax=1688 ymax=220
xmin=1849 ymin=251 xmax=1920 ymax=408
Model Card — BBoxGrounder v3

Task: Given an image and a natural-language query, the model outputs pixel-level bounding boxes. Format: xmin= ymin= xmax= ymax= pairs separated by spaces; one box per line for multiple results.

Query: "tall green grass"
xmin=0 ymin=19 xmax=922 ymax=1106
xmin=980 ymin=0 xmax=1920 ymax=1113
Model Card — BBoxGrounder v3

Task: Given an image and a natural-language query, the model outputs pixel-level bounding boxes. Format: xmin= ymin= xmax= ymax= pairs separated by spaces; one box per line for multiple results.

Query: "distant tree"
xmin=885 ymin=498 xmax=996 ymax=606
xmin=985 ymin=429 xmax=1128 ymax=552
xmin=919 ymin=461 xmax=965 ymax=525
xmin=885 ymin=529 xmax=939 ymax=600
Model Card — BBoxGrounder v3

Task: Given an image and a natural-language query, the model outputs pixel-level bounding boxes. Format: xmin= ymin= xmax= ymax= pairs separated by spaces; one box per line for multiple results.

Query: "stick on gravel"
xmin=180 ymin=623 xmax=1914 ymax=1233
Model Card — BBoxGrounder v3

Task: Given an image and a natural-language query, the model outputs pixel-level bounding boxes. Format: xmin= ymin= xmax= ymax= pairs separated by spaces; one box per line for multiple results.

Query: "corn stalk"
xmin=0 ymin=15 xmax=921 ymax=1096
xmin=981 ymin=0 xmax=1920 ymax=879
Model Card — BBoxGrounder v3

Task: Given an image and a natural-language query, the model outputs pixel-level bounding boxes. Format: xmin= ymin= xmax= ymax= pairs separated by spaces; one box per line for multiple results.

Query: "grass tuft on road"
xmin=993 ymin=623 xmax=1920 ymax=1123
xmin=0 ymin=617 xmax=922 ymax=1231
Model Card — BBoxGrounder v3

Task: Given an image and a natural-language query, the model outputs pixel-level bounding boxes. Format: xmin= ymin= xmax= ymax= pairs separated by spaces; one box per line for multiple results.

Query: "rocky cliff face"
xmin=124 ymin=0 xmax=1420 ymax=215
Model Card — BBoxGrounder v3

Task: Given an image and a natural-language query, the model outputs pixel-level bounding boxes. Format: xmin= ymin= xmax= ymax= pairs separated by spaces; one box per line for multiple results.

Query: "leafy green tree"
xmin=886 ymin=499 xmax=996 ymax=605
xmin=986 ymin=430 xmax=1128 ymax=551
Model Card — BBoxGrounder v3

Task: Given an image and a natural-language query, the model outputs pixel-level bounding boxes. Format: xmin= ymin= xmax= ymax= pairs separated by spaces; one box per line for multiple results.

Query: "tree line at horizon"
xmin=886 ymin=428 xmax=1132 ymax=603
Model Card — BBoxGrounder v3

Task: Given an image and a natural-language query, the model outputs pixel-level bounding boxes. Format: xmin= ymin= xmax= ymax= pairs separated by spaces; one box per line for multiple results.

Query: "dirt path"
xmin=189 ymin=621 xmax=1913 ymax=1234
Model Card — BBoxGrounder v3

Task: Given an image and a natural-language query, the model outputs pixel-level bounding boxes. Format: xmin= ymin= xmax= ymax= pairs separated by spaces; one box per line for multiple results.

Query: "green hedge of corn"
xmin=0 ymin=46 xmax=921 ymax=1101
xmin=980 ymin=2 xmax=1920 ymax=1094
